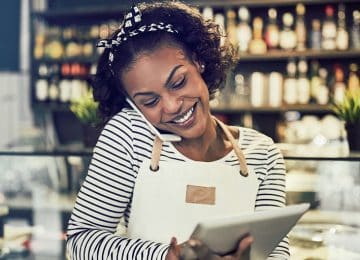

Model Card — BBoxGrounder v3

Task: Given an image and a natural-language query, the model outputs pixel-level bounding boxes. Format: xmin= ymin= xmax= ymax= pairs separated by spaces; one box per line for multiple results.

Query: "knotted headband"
xmin=96 ymin=5 xmax=179 ymax=64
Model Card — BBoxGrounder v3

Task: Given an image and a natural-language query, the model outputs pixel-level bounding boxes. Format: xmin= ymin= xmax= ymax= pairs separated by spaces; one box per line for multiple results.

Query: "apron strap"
xmin=149 ymin=118 xmax=249 ymax=176
xmin=150 ymin=136 xmax=162 ymax=171
xmin=214 ymin=117 xmax=249 ymax=177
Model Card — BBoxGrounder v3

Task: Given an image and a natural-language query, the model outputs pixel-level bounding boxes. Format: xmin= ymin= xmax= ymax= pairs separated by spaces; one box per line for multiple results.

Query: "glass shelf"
xmin=1 ymin=145 xmax=360 ymax=160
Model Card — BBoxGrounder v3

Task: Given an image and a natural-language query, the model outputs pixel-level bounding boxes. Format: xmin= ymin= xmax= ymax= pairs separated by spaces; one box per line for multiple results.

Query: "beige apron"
xmin=127 ymin=119 xmax=259 ymax=244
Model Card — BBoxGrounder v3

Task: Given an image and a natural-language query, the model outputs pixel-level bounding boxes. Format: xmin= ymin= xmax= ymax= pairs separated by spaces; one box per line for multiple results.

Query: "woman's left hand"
xmin=165 ymin=235 xmax=253 ymax=260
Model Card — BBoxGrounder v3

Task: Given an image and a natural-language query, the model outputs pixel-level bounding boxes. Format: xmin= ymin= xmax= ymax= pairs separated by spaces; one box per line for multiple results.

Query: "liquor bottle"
xmin=295 ymin=3 xmax=307 ymax=51
xmin=297 ymin=58 xmax=310 ymax=104
xmin=250 ymin=72 xmax=266 ymax=107
xmin=202 ymin=6 xmax=214 ymax=21
xmin=214 ymin=13 xmax=226 ymax=46
xmin=268 ymin=72 xmax=283 ymax=107
xmin=348 ymin=63 xmax=359 ymax=92
xmin=332 ymin=64 xmax=346 ymax=103
xmin=279 ymin=13 xmax=297 ymax=50
xmin=226 ymin=9 xmax=238 ymax=47
xmin=265 ymin=8 xmax=280 ymax=50
xmin=336 ymin=3 xmax=349 ymax=51
xmin=33 ymin=20 xmax=46 ymax=59
xmin=35 ymin=63 xmax=49 ymax=102
xmin=65 ymin=26 xmax=82 ymax=58
xmin=310 ymin=60 xmax=321 ymax=103
xmin=59 ymin=79 xmax=72 ymax=103
xmin=249 ymin=17 xmax=267 ymax=54
xmin=284 ymin=59 xmax=298 ymax=104
xmin=322 ymin=5 xmax=337 ymax=50
xmin=48 ymin=64 xmax=60 ymax=102
xmin=232 ymin=73 xmax=250 ymax=106
xmin=351 ymin=10 xmax=360 ymax=49
xmin=310 ymin=19 xmax=322 ymax=50
xmin=237 ymin=7 xmax=252 ymax=53
xmin=317 ymin=68 xmax=329 ymax=105
xmin=82 ymin=25 xmax=95 ymax=57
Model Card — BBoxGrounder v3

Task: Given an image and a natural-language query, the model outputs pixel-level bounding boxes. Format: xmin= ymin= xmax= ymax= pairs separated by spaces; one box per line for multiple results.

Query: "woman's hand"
xmin=165 ymin=235 xmax=253 ymax=260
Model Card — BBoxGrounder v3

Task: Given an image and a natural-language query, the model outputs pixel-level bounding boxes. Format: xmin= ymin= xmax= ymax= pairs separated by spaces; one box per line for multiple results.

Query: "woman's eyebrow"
xmin=164 ymin=65 xmax=183 ymax=87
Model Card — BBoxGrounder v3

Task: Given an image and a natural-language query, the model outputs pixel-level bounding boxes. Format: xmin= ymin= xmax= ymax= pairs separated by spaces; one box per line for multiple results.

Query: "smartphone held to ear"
xmin=126 ymin=98 xmax=181 ymax=142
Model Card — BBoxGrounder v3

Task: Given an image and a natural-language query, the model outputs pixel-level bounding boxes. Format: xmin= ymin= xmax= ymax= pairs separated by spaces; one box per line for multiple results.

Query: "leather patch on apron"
xmin=185 ymin=185 xmax=216 ymax=205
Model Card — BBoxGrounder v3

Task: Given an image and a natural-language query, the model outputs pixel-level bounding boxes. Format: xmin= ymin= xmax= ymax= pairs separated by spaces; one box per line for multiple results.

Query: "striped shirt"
xmin=66 ymin=108 xmax=289 ymax=259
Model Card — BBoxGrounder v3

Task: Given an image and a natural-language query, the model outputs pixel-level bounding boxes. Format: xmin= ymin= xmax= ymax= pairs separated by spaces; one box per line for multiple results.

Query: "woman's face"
xmin=121 ymin=45 xmax=211 ymax=140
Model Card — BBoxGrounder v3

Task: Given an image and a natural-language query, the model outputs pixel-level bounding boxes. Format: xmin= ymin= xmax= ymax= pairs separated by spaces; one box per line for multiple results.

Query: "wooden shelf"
xmin=211 ymin=104 xmax=332 ymax=113
xmin=238 ymin=49 xmax=360 ymax=62
xmin=32 ymin=0 xmax=360 ymax=19
xmin=190 ymin=0 xmax=359 ymax=7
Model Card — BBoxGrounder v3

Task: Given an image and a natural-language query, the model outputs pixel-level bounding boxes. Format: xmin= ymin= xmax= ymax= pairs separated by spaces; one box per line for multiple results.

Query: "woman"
xmin=66 ymin=2 xmax=289 ymax=259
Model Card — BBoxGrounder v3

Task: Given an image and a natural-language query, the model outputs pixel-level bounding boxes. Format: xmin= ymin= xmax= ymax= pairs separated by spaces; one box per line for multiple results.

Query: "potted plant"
xmin=70 ymin=89 xmax=101 ymax=147
xmin=332 ymin=88 xmax=360 ymax=151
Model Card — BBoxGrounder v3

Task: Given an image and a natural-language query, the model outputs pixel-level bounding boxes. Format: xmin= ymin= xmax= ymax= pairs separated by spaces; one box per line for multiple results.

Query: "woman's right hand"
xmin=165 ymin=235 xmax=254 ymax=260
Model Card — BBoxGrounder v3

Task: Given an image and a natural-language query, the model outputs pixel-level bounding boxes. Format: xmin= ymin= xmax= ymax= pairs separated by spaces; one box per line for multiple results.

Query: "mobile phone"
xmin=126 ymin=98 xmax=181 ymax=142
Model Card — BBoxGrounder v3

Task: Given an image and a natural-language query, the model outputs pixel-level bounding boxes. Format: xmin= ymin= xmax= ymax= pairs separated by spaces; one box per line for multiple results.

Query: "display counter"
xmin=0 ymin=146 xmax=359 ymax=259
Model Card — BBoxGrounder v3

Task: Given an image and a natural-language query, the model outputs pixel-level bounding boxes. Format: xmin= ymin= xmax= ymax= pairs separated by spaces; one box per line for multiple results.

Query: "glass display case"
xmin=0 ymin=146 xmax=359 ymax=259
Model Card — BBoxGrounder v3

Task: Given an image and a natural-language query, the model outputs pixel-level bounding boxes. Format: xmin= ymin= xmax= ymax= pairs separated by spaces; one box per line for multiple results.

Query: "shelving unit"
xmin=29 ymin=0 xmax=360 ymax=143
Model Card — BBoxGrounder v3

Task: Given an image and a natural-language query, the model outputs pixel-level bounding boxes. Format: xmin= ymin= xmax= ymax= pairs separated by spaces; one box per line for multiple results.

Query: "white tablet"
xmin=190 ymin=203 xmax=310 ymax=260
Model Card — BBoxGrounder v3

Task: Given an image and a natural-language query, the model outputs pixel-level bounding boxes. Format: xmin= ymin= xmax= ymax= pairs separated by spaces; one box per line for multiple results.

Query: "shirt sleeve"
xmin=66 ymin=116 xmax=169 ymax=260
xmin=256 ymin=140 xmax=290 ymax=260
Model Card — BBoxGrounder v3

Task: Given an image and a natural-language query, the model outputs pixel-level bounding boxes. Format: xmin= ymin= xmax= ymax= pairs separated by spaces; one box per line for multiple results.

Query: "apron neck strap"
xmin=150 ymin=136 xmax=162 ymax=171
xmin=213 ymin=117 xmax=248 ymax=177
xmin=149 ymin=117 xmax=249 ymax=176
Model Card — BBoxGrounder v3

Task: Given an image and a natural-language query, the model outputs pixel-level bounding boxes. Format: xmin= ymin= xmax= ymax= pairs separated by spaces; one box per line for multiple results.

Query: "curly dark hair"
xmin=91 ymin=1 xmax=236 ymax=125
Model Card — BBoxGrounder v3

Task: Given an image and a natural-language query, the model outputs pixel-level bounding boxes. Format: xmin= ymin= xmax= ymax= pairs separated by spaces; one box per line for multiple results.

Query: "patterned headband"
xmin=96 ymin=5 xmax=179 ymax=64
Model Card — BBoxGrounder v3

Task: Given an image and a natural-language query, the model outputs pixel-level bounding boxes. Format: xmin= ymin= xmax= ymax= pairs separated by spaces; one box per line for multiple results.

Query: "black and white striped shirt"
xmin=66 ymin=108 xmax=289 ymax=259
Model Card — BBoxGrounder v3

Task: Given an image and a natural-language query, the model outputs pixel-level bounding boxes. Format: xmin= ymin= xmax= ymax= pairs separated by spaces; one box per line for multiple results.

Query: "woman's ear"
xmin=192 ymin=53 xmax=205 ymax=73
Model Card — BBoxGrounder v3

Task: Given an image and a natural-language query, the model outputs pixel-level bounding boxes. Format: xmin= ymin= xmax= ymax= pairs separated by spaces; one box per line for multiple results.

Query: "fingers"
xmin=166 ymin=237 xmax=180 ymax=260
xmin=239 ymin=235 xmax=253 ymax=252
xmin=232 ymin=235 xmax=253 ymax=259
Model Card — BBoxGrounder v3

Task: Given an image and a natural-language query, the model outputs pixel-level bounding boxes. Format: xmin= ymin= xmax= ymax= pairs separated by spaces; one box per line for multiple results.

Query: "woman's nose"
xmin=162 ymin=96 xmax=183 ymax=114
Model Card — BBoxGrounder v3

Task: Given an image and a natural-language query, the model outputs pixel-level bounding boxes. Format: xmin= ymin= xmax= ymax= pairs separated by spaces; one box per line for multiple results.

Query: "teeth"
xmin=173 ymin=107 xmax=194 ymax=124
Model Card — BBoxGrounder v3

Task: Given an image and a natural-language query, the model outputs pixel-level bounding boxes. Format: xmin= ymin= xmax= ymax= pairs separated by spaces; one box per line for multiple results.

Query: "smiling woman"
xmin=66 ymin=2 xmax=289 ymax=260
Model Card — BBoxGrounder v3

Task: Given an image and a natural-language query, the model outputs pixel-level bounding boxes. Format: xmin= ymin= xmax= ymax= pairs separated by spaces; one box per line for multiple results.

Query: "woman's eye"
xmin=143 ymin=98 xmax=159 ymax=107
xmin=171 ymin=76 xmax=186 ymax=89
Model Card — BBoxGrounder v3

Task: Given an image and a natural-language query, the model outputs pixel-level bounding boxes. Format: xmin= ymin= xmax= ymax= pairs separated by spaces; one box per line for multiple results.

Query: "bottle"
xmin=283 ymin=59 xmax=298 ymax=104
xmin=33 ymin=21 xmax=46 ymax=59
xmin=232 ymin=73 xmax=250 ymax=106
xmin=265 ymin=8 xmax=280 ymax=50
xmin=295 ymin=3 xmax=307 ymax=51
xmin=348 ymin=63 xmax=359 ymax=92
xmin=322 ymin=5 xmax=337 ymax=50
xmin=310 ymin=19 xmax=322 ymax=50
xmin=45 ymin=26 xmax=64 ymax=60
xmin=279 ymin=13 xmax=297 ymax=50
xmin=202 ymin=6 xmax=214 ymax=21
xmin=336 ymin=3 xmax=349 ymax=51
xmin=310 ymin=60 xmax=321 ymax=103
xmin=226 ymin=9 xmax=238 ymax=47
xmin=268 ymin=72 xmax=283 ymax=107
xmin=297 ymin=58 xmax=310 ymax=104
xmin=351 ymin=10 xmax=360 ymax=49
xmin=332 ymin=64 xmax=346 ymax=104
xmin=214 ymin=13 xmax=226 ymax=46
xmin=237 ymin=7 xmax=252 ymax=53
xmin=35 ymin=63 xmax=49 ymax=102
xmin=317 ymin=68 xmax=329 ymax=105
xmin=249 ymin=17 xmax=267 ymax=54
xmin=250 ymin=72 xmax=266 ymax=107
xmin=48 ymin=64 xmax=60 ymax=102
xmin=82 ymin=25 xmax=95 ymax=58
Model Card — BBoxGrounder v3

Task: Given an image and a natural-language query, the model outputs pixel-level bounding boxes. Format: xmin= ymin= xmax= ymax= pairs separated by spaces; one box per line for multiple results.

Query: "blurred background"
xmin=0 ymin=0 xmax=359 ymax=259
